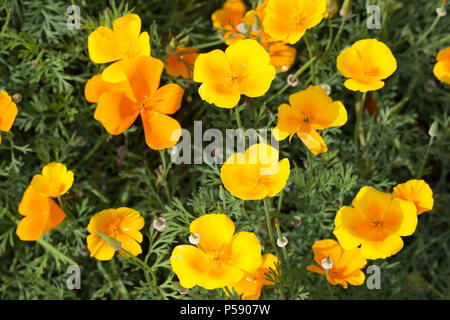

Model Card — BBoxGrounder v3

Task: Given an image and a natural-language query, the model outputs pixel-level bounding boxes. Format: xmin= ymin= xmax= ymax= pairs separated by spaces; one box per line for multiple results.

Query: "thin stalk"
xmin=330 ymin=16 xmax=347 ymax=51
xmin=195 ymin=38 xmax=226 ymax=49
xmin=122 ymin=249 xmax=158 ymax=289
xmin=416 ymin=14 xmax=442 ymax=46
xmin=274 ymin=220 xmax=291 ymax=273
xmin=263 ymin=198 xmax=280 ymax=258
xmin=417 ymin=135 xmax=434 ymax=179
xmin=354 ymin=92 xmax=367 ymax=150
xmin=159 ymin=150 xmax=172 ymax=202
xmin=304 ymin=36 xmax=317 ymax=84
xmin=235 ymin=105 xmax=243 ymax=130
xmin=37 ymin=238 xmax=77 ymax=265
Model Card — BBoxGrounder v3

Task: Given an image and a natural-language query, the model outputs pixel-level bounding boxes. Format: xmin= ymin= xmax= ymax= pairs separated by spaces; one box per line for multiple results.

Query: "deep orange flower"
xmin=164 ymin=46 xmax=199 ymax=79
xmin=88 ymin=13 xmax=151 ymax=82
xmin=85 ymin=56 xmax=184 ymax=150
xmin=307 ymin=239 xmax=367 ymax=288
xmin=211 ymin=0 xmax=247 ymax=45
xmin=433 ymin=47 xmax=450 ymax=85
xmin=392 ymin=180 xmax=434 ymax=215
xmin=87 ymin=207 xmax=145 ymax=261
xmin=193 ymin=39 xmax=276 ymax=109
xmin=0 ymin=90 xmax=18 ymax=144
xmin=227 ymin=253 xmax=280 ymax=300
xmin=16 ymin=186 xmax=66 ymax=241
xmin=263 ymin=0 xmax=327 ymax=44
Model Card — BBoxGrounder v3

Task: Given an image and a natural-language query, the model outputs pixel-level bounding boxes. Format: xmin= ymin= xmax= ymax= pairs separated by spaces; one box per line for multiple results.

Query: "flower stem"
xmin=263 ymin=198 xmax=280 ymax=258
xmin=235 ymin=105 xmax=243 ymax=130
xmin=417 ymin=135 xmax=434 ymax=179
xmin=195 ymin=38 xmax=226 ymax=49
xmin=416 ymin=14 xmax=442 ymax=46
xmin=274 ymin=219 xmax=291 ymax=273
xmin=159 ymin=150 xmax=172 ymax=202
xmin=37 ymin=238 xmax=77 ymax=265
xmin=122 ymin=249 xmax=158 ymax=289
xmin=354 ymin=92 xmax=367 ymax=151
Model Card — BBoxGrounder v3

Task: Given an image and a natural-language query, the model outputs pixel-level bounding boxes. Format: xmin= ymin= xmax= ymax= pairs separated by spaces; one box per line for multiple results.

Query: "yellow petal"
xmin=298 ymin=129 xmax=327 ymax=155
xmin=230 ymin=231 xmax=262 ymax=274
xmin=30 ymin=162 xmax=74 ymax=198
xmin=190 ymin=213 xmax=235 ymax=254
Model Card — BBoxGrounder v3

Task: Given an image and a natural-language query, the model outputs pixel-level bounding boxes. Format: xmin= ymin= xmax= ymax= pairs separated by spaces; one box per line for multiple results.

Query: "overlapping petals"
xmin=337 ymin=39 xmax=397 ymax=92
xmin=87 ymin=207 xmax=145 ymax=261
xmin=307 ymin=239 xmax=367 ymax=288
xmin=170 ymin=214 xmax=263 ymax=290
xmin=164 ymin=46 xmax=199 ymax=79
xmin=85 ymin=56 xmax=184 ymax=150
xmin=274 ymin=85 xmax=347 ymax=155
xmin=393 ymin=180 xmax=434 ymax=215
xmin=193 ymin=39 xmax=276 ymax=109
xmin=333 ymin=186 xmax=418 ymax=260
xmin=433 ymin=47 xmax=450 ymax=85
xmin=88 ymin=13 xmax=151 ymax=82
xmin=220 ymin=143 xmax=290 ymax=200
xmin=30 ymin=162 xmax=74 ymax=198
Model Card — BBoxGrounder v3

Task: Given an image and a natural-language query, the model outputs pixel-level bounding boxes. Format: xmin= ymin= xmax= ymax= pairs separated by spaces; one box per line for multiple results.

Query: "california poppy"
xmin=393 ymin=180 xmax=434 ymax=215
xmin=0 ymin=90 xmax=18 ymax=144
xmin=433 ymin=47 xmax=450 ymax=85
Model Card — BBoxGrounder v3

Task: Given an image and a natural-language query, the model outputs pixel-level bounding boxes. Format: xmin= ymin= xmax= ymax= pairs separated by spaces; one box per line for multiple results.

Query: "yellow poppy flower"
xmin=333 ymin=186 xmax=418 ymax=260
xmin=337 ymin=39 xmax=397 ymax=92
xmin=267 ymin=42 xmax=297 ymax=73
xmin=0 ymin=90 xmax=18 ymax=145
xmin=220 ymin=143 xmax=290 ymax=200
xmin=88 ymin=13 xmax=151 ymax=83
xmin=211 ymin=0 xmax=247 ymax=45
xmin=16 ymin=186 xmax=66 ymax=241
xmin=30 ymin=162 xmax=74 ymax=198
xmin=170 ymin=214 xmax=263 ymax=290
xmin=227 ymin=253 xmax=280 ymax=300
xmin=433 ymin=47 xmax=450 ymax=85
xmin=307 ymin=239 xmax=367 ymax=288
xmin=87 ymin=207 xmax=145 ymax=261
xmin=193 ymin=39 xmax=276 ymax=109
xmin=393 ymin=180 xmax=434 ymax=215
xmin=263 ymin=0 xmax=327 ymax=44
xmin=273 ymin=85 xmax=347 ymax=155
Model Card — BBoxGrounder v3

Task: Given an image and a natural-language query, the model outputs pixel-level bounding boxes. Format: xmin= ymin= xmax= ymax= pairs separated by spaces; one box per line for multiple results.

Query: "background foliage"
xmin=0 ymin=0 xmax=449 ymax=299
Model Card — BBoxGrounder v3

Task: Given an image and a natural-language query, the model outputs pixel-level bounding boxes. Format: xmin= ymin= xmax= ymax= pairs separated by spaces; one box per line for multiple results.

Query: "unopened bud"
xmin=340 ymin=0 xmax=352 ymax=18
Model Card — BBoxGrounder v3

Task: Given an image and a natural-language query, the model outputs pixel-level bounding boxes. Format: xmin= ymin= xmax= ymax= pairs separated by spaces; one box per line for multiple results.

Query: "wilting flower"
xmin=85 ymin=56 xmax=184 ymax=150
xmin=393 ymin=180 xmax=434 ymax=215
xmin=16 ymin=186 xmax=66 ymax=241
xmin=307 ymin=239 xmax=367 ymax=288
xmin=337 ymin=39 xmax=397 ymax=92
xmin=88 ymin=13 xmax=150 ymax=82
xmin=274 ymin=85 xmax=347 ymax=155
xmin=30 ymin=162 xmax=74 ymax=198
xmin=433 ymin=47 xmax=450 ymax=85
xmin=87 ymin=207 xmax=145 ymax=261
xmin=193 ymin=39 xmax=276 ymax=109
xmin=170 ymin=214 xmax=263 ymax=290
xmin=227 ymin=253 xmax=279 ymax=300
xmin=263 ymin=0 xmax=327 ymax=44
xmin=333 ymin=186 xmax=418 ymax=260
xmin=220 ymin=143 xmax=290 ymax=200
xmin=164 ymin=46 xmax=199 ymax=79
xmin=0 ymin=90 xmax=18 ymax=144
xmin=211 ymin=0 xmax=247 ymax=44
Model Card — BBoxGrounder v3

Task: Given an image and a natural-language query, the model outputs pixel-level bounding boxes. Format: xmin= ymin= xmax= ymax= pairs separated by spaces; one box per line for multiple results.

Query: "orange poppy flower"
xmin=307 ymin=239 xmax=367 ymax=288
xmin=263 ymin=0 xmax=327 ymax=44
xmin=16 ymin=186 xmax=66 ymax=241
xmin=433 ymin=47 xmax=450 ymax=85
xmin=333 ymin=186 xmax=418 ymax=260
xmin=85 ymin=56 xmax=184 ymax=150
xmin=267 ymin=42 xmax=297 ymax=73
xmin=87 ymin=207 xmax=145 ymax=261
xmin=164 ymin=46 xmax=199 ymax=79
xmin=88 ymin=13 xmax=151 ymax=83
xmin=392 ymin=180 xmax=434 ymax=215
xmin=211 ymin=0 xmax=247 ymax=45
xmin=30 ymin=162 xmax=74 ymax=198
xmin=336 ymin=39 xmax=397 ymax=92
xmin=170 ymin=214 xmax=263 ymax=290
xmin=193 ymin=39 xmax=276 ymax=109
xmin=274 ymin=85 xmax=347 ymax=155
xmin=227 ymin=253 xmax=280 ymax=300
xmin=220 ymin=143 xmax=290 ymax=200
xmin=0 ymin=90 xmax=18 ymax=144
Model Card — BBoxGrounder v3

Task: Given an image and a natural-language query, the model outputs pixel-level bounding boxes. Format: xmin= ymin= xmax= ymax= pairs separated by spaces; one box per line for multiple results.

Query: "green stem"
xmin=324 ymin=16 xmax=333 ymax=53
xmin=37 ymin=238 xmax=77 ymax=265
xmin=354 ymin=92 xmax=367 ymax=151
xmin=274 ymin=220 xmax=291 ymax=273
xmin=330 ymin=16 xmax=347 ymax=51
xmin=263 ymin=198 xmax=280 ymax=258
xmin=235 ymin=105 xmax=243 ymax=130
xmin=304 ymin=36 xmax=317 ymax=84
xmin=416 ymin=14 xmax=442 ymax=46
xmin=277 ymin=189 xmax=284 ymax=215
xmin=417 ymin=136 xmax=434 ymax=179
xmin=159 ymin=150 xmax=172 ymax=202
xmin=123 ymin=249 xmax=158 ymax=289
xmin=195 ymin=38 xmax=226 ymax=49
